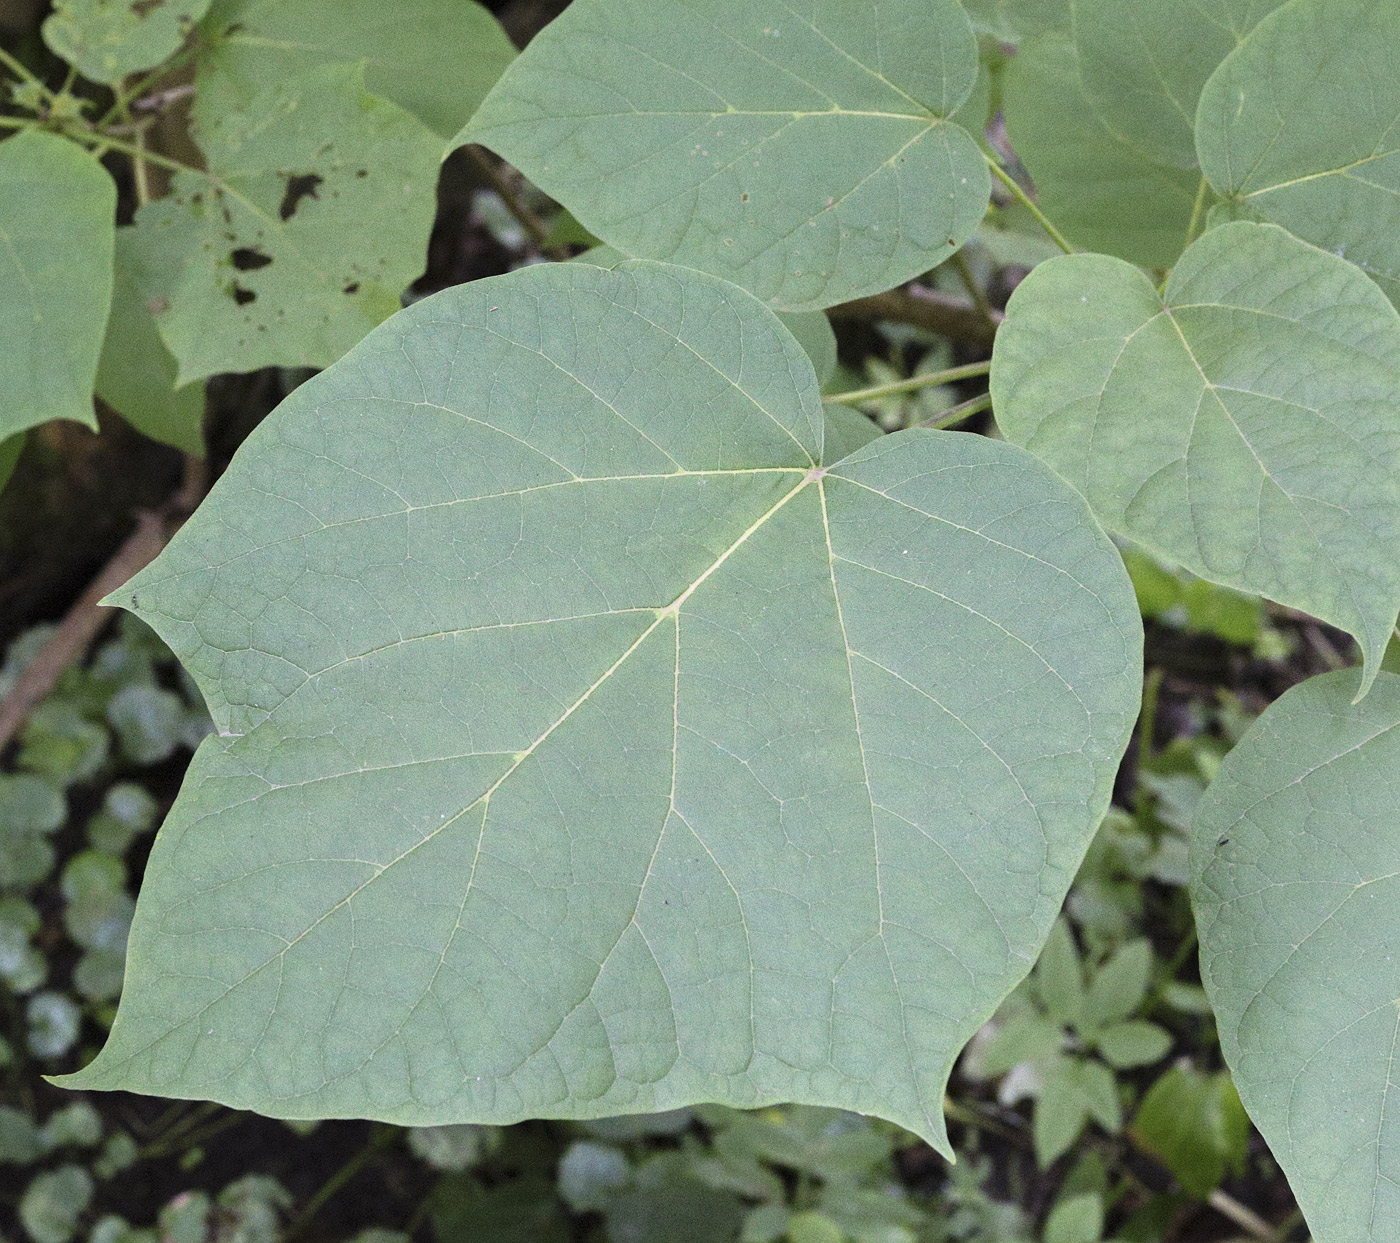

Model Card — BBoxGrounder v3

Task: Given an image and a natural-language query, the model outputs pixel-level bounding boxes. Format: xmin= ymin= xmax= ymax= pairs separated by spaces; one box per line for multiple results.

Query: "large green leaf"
xmin=196 ymin=0 xmax=516 ymax=139
xmin=59 ymin=261 xmax=1141 ymax=1150
xmin=1192 ymin=669 xmax=1400 ymax=1243
xmin=131 ymin=62 xmax=443 ymax=384
xmin=95 ymin=227 xmax=204 ymax=455
xmin=1196 ymin=0 xmax=1400 ymax=305
xmin=462 ymin=0 xmax=991 ymax=312
xmin=0 ymin=130 xmax=115 ymax=441
xmin=1001 ymin=34 xmax=1198 ymax=268
xmin=993 ymin=220 xmax=1400 ymax=698
xmin=42 ymin=0 xmax=212 ymax=85
xmin=961 ymin=0 xmax=1069 ymax=43
xmin=1072 ymin=0 xmax=1281 ymax=169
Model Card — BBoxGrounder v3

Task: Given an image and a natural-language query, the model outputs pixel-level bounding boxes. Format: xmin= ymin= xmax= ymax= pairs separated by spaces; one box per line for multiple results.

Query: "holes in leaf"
xmin=343 ymin=283 xmax=360 ymax=294
xmin=131 ymin=0 xmax=165 ymax=16
xmin=231 ymin=248 xmax=272 ymax=271
xmin=278 ymin=173 xmax=323 ymax=221
xmin=231 ymin=285 xmax=256 ymax=305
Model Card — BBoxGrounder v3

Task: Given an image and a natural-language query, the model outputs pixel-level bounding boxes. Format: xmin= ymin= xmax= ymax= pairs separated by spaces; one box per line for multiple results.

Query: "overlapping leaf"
xmin=0 ymin=131 xmax=114 ymax=441
xmin=1072 ymin=0 xmax=1282 ymax=169
xmin=60 ymin=261 xmax=1141 ymax=1150
xmin=95 ymin=228 xmax=205 ymax=455
xmin=196 ymin=0 xmax=516 ymax=139
xmin=1001 ymin=34 xmax=1198 ymax=268
xmin=42 ymin=0 xmax=212 ymax=84
xmin=1196 ymin=0 xmax=1400 ymax=305
xmin=463 ymin=0 xmax=991 ymax=312
xmin=993 ymin=220 xmax=1400 ymax=697
xmin=129 ymin=62 xmax=442 ymax=384
xmin=1193 ymin=669 xmax=1400 ymax=1243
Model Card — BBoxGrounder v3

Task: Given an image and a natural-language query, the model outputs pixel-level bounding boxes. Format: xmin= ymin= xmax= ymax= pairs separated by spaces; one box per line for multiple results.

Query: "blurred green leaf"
xmin=20 ymin=1165 xmax=94 ymax=1243
xmin=558 ymin=1141 xmax=631 ymax=1212
xmin=42 ymin=0 xmax=212 ymax=84
xmin=1043 ymin=1192 xmax=1103 ymax=1243
xmin=1081 ymin=939 xmax=1152 ymax=1030
xmin=1131 ymin=1066 xmax=1247 ymax=1198
xmin=1036 ymin=920 xmax=1084 ymax=1029
xmin=1094 ymin=1021 xmax=1171 ymax=1069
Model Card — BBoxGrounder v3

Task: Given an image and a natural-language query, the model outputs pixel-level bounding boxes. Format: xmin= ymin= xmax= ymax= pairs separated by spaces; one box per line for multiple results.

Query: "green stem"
xmin=822 ymin=360 xmax=991 ymax=406
xmin=0 ymin=115 xmax=38 ymax=130
xmin=97 ymin=44 xmax=200 ymax=127
xmin=917 ymin=390 xmax=992 ymax=429
xmin=0 ymin=45 xmax=51 ymax=98
xmin=1185 ymin=174 xmax=1211 ymax=247
xmin=986 ymin=156 xmax=1074 ymax=254
xmin=1206 ymin=1189 xmax=1282 ymax=1243
xmin=949 ymin=249 xmax=995 ymax=324
xmin=63 ymin=124 xmax=195 ymax=178
xmin=284 ymin=1128 xmax=395 ymax=1243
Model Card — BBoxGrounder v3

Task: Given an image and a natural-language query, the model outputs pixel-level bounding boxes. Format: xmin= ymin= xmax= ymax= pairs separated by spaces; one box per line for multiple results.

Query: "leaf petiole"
xmin=985 ymin=156 xmax=1074 ymax=254
xmin=822 ymin=359 xmax=991 ymax=406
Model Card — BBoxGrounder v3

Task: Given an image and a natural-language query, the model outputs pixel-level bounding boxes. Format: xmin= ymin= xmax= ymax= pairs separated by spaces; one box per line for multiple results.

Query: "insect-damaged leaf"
xmin=58 ymin=261 xmax=1140 ymax=1150
xmin=130 ymin=62 xmax=442 ymax=384
xmin=42 ymin=0 xmax=213 ymax=85
xmin=993 ymin=220 xmax=1400 ymax=698
xmin=196 ymin=0 xmax=516 ymax=140
xmin=462 ymin=0 xmax=991 ymax=312
xmin=1196 ymin=0 xmax=1400 ymax=307
xmin=1192 ymin=669 xmax=1400 ymax=1243
xmin=0 ymin=130 xmax=115 ymax=441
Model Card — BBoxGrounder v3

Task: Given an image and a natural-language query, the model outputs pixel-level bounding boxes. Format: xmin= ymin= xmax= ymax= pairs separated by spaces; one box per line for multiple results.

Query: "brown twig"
xmin=463 ymin=145 xmax=569 ymax=260
xmin=829 ymin=285 xmax=1002 ymax=348
xmin=0 ymin=457 xmax=206 ymax=754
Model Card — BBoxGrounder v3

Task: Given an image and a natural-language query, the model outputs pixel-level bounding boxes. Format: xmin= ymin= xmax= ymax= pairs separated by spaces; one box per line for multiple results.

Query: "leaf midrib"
xmin=126 ymin=468 xmax=821 ymax=1070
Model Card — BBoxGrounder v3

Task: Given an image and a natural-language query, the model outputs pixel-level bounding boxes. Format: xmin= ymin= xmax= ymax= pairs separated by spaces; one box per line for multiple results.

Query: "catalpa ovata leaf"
xmin=59 ymin=261 xmax=1140 ymax=1152
xmin=1071 ymin=0 xmax=1282 ymax=169
xmin=42 ymin=0 xmax=212 ymax=85
xmin=132 ymin=62 xmax=442 ymax=385
xmin=463 ymin=0 xmax=991 ymax=312
xmin=1196 ymin=0 xmax=1400 ymax=306
xmin=1193 ymin=669 xmax=1400 ymax=1243
xmin=993 ymin=220 xmax=1400 ymax=698
xmin=0 ymin=130 xmax=114 ymax=442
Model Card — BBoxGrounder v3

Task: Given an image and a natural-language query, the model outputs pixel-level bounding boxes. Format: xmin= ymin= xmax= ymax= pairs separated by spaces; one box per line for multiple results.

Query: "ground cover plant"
xmin=2 ymin=0 xmax=1398 ymax=1240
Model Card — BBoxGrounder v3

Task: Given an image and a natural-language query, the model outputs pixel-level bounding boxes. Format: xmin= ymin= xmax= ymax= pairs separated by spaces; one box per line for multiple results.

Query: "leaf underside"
xmin=992 ymin=220 xmax=1400 ymax=697
xmin=463 ymin=0 xmax=991 ymax=312
xmin=60 ymin=261 xmax=1140 ymax=1153
xmin=1193 ymin=669 xmax=1400 ymax=1243
xmin=1196 ymin=0 xmax=1400 ymax=306
xmin=0 ymin=130 xmax=115 ymax=441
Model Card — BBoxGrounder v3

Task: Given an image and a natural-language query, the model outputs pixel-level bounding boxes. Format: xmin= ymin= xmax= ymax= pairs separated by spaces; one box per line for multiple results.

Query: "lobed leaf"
xmin=1000 ymin=34 xmax=1198 ymax=269
xmin=59 ymin=261 xmax=1140 ymax=1152
xmin=463 ymin=0 xmax=991 ymax=311
xmin=42 ymin=0 xmax=212 ymax=85
xmin=129 ymin=62 xmax=443 ymax=384
xmin=1192 ymin=669 xmax=1400 ymax=1241
xmin=1071 ymin=0 xmax=1282 ymax=170
xmin=196 ymin=0 xmax=516 ymax=139
xmin=993 ymin=220 xmax=1400 ymax=698
xmin=1196 ymin=0 xmax=1400 ymax=306
xmin=0 ymin=130 xmax=115 ymax=442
